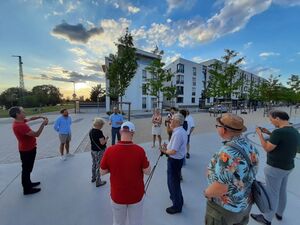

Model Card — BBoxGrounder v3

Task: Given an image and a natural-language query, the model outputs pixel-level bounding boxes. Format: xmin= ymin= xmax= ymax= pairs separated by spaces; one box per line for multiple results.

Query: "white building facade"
xmin=164 ymin=58 xmax=203 ymax=108
xmin=105 ymin=49 xmax=161 ymax=111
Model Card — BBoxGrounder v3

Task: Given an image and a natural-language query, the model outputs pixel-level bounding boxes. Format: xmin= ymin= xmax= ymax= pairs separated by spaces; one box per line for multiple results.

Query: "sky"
xmin=0 ymin=0 xmax=300 ymax=99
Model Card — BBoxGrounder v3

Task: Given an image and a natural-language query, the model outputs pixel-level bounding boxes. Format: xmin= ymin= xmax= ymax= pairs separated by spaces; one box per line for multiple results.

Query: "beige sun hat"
xmin=216 ymin=113 xmax=247 ymax=133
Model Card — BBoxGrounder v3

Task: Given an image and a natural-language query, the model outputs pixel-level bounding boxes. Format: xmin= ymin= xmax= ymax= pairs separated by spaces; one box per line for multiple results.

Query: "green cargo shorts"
xmin=205 ymin=200 xmax=251 ymax=225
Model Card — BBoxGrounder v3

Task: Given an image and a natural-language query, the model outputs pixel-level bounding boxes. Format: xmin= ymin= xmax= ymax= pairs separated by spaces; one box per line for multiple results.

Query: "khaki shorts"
xmin=59 ymin=134 xmax=71 ymax=144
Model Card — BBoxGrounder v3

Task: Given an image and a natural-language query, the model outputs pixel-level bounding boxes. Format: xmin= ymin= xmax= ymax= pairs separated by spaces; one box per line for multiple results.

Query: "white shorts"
xmin=152 ymin=125 xmax=161 ymax=135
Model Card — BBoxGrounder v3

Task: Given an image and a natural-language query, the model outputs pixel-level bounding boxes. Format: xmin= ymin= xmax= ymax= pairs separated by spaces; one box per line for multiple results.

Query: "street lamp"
xmin=71 ymin=81 xmax=77 ymax=100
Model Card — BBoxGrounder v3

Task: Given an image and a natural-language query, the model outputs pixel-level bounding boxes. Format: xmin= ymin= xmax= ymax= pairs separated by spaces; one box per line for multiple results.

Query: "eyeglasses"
xmin=215 ymin=124 xmax=224 ymax=129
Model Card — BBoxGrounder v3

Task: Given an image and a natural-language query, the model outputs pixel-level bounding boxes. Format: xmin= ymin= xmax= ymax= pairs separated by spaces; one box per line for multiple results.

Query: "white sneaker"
xmin=60 ymin=155 xmax=67 ymax=161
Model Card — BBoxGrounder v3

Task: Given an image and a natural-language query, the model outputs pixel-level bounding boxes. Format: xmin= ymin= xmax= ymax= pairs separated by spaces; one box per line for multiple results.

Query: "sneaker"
xmin=91 ymin=178 xmax=96 ymax=183
xmin=61 ymin=155 xmax=67 ymax=161
xmin=250 ymin=214 xmax=271 ymax=225
xmin=186 ymin=153 xmax=190 ymax=159
xmin=275 ymin=213 xmax=282 ymax=221
xmin=30 ymin=182 xmax=41 ymax=187
xmin=24 ymin=187 xmax=41 ymax=195
xmin=166 ymin=206 xmax=182 ymax=214
xmin=96 ymin=181 xmax=107 ymax=187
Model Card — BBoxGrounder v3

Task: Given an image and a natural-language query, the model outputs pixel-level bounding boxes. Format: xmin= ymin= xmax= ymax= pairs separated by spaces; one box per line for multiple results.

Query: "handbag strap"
xmin=89 ymin=129 xmax=104 ymax=151
xmin=225 ymin=142 xmax=256 ymax=177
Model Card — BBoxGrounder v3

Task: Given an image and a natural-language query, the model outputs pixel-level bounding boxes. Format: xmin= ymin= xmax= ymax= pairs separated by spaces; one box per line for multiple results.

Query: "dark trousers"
xmin=111 ymin=127 xmax=121 ymax=145
xmin=19 ymin=148 xmax=37 ymax=191
xmin=167 ymin=157 xmax=184 ymax=210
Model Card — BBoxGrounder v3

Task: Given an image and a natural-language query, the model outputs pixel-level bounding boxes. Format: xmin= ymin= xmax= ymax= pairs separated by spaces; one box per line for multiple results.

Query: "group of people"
xmin=8 ymin=105 xmax=299 ymax=225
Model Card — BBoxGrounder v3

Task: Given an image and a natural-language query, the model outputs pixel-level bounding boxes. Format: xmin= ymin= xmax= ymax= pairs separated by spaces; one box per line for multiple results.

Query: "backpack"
xmin=225 ymin=142 xmax=271 ymax=213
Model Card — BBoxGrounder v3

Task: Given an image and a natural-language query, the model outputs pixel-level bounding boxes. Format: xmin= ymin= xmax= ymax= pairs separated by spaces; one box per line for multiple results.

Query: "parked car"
xmin=208 ymin=105 xmax=228 ymax=113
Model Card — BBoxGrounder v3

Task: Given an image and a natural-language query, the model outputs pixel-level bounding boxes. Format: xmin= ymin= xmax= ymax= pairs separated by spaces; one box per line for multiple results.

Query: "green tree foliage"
xmin=0 ymin=87 xmax=27 ymax=108
xmin=107 ymin=28 xmax=138 ymax=103
xmin=206 ymin=49 xmax=244 ymax=101
xmin=257 ymin=75 xmax=282 ymax=103
xmin=90 ymin=84 xmax=106 ymax=102
xmin=32 ymin=85 xmax=62 ymax=106
xmin=144 ymin=47 xmax=174 ymax=108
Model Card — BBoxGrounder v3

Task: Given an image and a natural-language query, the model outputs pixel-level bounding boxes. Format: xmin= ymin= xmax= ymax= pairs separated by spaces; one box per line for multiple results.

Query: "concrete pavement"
xmin=0 ymin=127 xmax=299 ymax=225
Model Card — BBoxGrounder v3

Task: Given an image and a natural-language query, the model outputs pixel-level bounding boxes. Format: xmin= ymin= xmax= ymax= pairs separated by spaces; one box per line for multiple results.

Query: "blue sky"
xmin=0 ymin=0 xmax=300 ymax=98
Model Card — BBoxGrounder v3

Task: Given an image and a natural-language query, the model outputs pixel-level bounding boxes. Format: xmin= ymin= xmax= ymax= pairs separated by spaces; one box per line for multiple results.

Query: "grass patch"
xmin=0 ymin=104 xmax=74 ymax=118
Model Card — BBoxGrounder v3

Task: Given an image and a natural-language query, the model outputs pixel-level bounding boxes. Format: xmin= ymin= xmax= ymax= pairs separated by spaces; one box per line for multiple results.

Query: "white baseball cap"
xmin=121 ymin=121 xmax=135 ymax=132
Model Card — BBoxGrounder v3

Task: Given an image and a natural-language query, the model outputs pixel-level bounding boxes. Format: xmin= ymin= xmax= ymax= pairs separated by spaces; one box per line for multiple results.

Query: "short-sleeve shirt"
xmin=100 ymin=141 xmax=149 ymax=204
xmin=268 ymin=126 xmax=300 ymax=170
xmin=186 ymin=115 xmax=195 ymax=134
xmin=109 ymin=113 xmax=124 ymax=128
xmin=207 ymin=136 xmax=259 ymax=212
xmin=167 ymin=126 xmax=187 ymax=160
xmin=89 ymin=128 xmax=106 ymax=151
xmin=12 ymin=120 xmax=36 ymax=152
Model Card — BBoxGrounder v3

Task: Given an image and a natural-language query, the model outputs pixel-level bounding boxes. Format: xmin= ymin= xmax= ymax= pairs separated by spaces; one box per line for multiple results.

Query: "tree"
xmin=90 ymin=84 xmax=106 ymax=102
xmin=164 ymin=84 xmax=177 ymax=107
xmin=0 ymin=87 xmax=28 ymax=108
xmin=206 ymin=49 xmax=244 ymax=102
xmin=257 ymin=75 xmax=282 ymax=104
xmin=32 ymin=85 xmax=62 ymax=106
xmin=107 ymin=28 xmax=138 ymax=107
xmin=144 ymin=47 xmax=174 ymax=108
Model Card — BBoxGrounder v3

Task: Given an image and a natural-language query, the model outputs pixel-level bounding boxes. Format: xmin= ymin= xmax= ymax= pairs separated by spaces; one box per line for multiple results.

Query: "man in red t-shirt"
xmin=100 ymin=121 xmax=151 ymax=225
xmin=9 ymin=106 xmax=48 ymax=195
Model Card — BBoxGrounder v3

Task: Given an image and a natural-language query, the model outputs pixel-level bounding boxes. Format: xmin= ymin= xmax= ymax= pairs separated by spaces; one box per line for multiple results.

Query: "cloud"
xmin=259 ymin=52 xmax=280 ymax=58
xmin=68 ymin=48 xmax=87 ymax=57
xmin=132 ymin=23 xmax=177 ymax=48
xmin=166 ymin=0 xmax=196 ymax=13
xmin=273 ymin=0 xmax=300 ymax=6
xmin=127 ymin=5 xmax=140 ymax=14
xmin=163 ymin=52 xmax=181 ymax=65
xmin=104 ymin=0 xmax=140 ymax=14
xmin=243 ymin=42 xmax=253 ymax=49
xmin=167 ymin=18 xmax=172 ymax=23
xmin=297 ymin=52 xmax=300 ymax=55
xmin=192 ymin=56 xmax=203 ymax=63
xmin=75 ymin=58 xmax=103 ymax=72
xmin=249 ymin=66 xmax=281 ymax=78
xmin=59 ymin=0 xmax=64 ymax=4
xmin=51 ymin=22 xmax=104 ymax=44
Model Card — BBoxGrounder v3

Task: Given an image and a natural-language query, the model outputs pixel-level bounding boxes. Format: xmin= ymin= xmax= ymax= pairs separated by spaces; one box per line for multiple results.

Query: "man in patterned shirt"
xmin=204 ymin=113 xmax=259 ymax=225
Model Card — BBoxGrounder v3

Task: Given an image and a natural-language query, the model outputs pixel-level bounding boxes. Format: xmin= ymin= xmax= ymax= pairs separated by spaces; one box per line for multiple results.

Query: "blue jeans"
xmin=167 ymin=157 xmax=184 ymax=210
xmin=111 ymin=127 xmax=121 ymax=145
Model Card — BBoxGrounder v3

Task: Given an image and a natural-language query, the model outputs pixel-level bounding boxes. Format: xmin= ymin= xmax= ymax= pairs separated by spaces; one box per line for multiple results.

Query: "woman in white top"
xmin=151 ymin=108 xmax=162 ymax=148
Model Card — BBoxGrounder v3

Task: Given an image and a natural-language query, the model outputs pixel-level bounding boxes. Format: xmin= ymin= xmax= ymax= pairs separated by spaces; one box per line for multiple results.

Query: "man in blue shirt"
xmin=109 ymin=107 xmax=124 ymax=145
xmin=54 ymin=109 xmax=72 ymax=160
xmin=160 ymin=113 xmax=187 ymax=214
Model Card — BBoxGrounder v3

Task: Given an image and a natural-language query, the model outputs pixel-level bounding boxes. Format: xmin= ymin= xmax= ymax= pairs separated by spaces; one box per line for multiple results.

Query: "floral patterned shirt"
xmin=207 ymin=136 xmax=259 ymax=212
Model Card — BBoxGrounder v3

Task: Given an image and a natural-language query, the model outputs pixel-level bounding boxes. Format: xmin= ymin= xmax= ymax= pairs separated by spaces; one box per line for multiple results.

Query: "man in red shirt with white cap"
xmin=100 ymin=121 xmax=151 ymax=225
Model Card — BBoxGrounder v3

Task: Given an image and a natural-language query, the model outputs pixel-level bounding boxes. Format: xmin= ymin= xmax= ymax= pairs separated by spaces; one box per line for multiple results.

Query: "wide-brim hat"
xmin=216 ymin=113 xmax=247 ymax=133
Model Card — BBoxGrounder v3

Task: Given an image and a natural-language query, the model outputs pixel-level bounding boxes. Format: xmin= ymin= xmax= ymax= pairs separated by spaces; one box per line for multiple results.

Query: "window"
xmin=176 ymin=75 xmax=184 ymax=84
xmin=192 ymin=77 xmax=196 ymax=86
xmin=177 ymin=97 xmax=183 ymax=103
xmin=151 ymin=98 xmax=157 ymax=108
xmin=192 ymin=87 xmax=196 ymax=96
xmin=177 ymin=63 xmax=184 ymax=73
xmin=142 ymin=84 xmax=147 ymax=95
xmin=142 ymin=70 xmax=147 ymax=82
xmin=202 ymin=65 xmax=207 ymax=75
xmin=142 ymin=97 xmax=147 ymax=109
xmin=176 ymin=86 xmax=184 ymax=95
xmin=193 ymin=67 xmax=196 ymax=76
xmin=191 ymin=98 xmax=195 ymax=103
xmin=206 ymin=98 xmax=210 ymax=103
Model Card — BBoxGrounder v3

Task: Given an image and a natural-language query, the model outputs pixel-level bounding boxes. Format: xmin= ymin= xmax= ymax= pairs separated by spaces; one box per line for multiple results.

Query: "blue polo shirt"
xmin=109 ymin=113 xmax=124 ymax=128
xmin=54 ymin=116 xmax=72 ymax=134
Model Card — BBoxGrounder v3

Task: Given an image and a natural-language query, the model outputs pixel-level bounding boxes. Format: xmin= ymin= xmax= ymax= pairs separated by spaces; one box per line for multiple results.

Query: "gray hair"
xmin=173 ymin=113 xmax=185 ymax=126
xmin=93 ymin=117 xmax=105 ymax=127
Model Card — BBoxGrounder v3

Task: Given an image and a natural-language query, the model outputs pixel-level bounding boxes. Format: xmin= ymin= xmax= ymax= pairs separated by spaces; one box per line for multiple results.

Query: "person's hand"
xmin=261 ymin=127 xmax=270 ymax=134
xmin=42 ymin=118 xmax=48 ymax=126
xmin=256 ymin=127 xmax=263 ymax=137
xmin=203 ymin=189 xmax=212 ymax=200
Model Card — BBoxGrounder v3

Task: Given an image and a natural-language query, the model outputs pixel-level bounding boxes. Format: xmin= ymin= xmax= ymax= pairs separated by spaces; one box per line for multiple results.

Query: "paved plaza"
xmin=0 ymin=107 xmax=299 ymax=225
